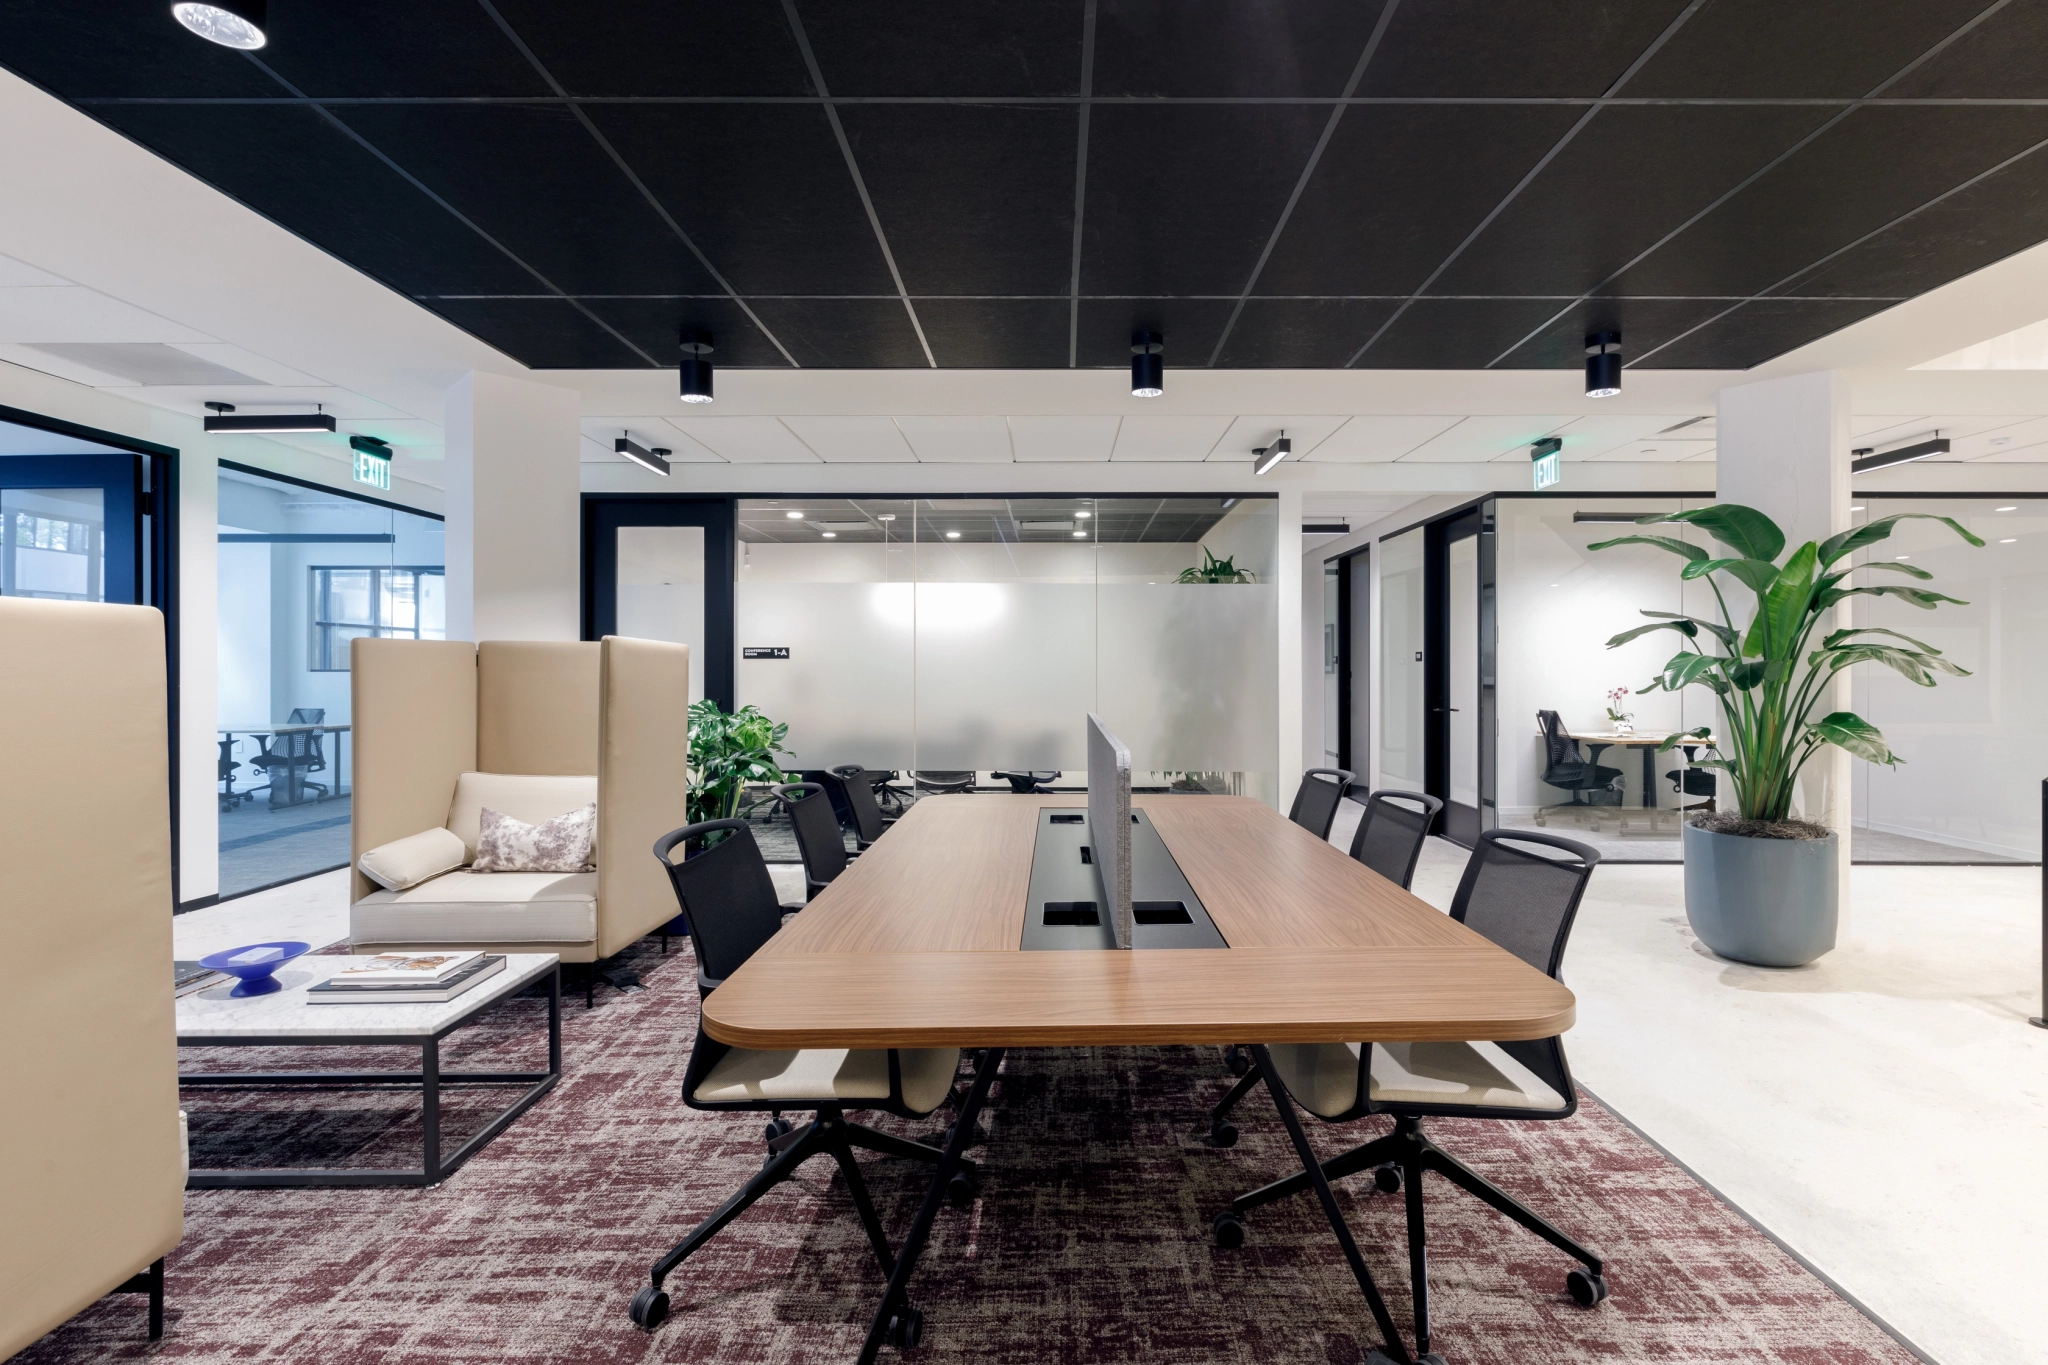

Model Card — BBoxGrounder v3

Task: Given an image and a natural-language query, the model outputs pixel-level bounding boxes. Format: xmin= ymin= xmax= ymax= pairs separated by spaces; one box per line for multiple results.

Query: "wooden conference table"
xmin=703 ymin=793 xmax=1576 ymax=1364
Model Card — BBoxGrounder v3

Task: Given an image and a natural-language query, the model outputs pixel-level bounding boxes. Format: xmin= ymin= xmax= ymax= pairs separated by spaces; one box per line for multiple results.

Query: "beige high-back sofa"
xmin=2 ymin=598 xmax=183 ymax=1357
xmin=348 ymin=637 xmax=690 ymax=963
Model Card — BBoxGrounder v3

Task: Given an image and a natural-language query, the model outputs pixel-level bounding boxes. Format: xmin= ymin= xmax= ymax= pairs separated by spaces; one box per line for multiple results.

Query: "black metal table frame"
xmin=178 ymin=964 xmax=561 ymax=1188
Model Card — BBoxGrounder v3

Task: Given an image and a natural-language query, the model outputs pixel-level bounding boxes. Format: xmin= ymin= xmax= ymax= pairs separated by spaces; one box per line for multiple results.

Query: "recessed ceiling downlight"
xmin=172 ymin=0 xmax=266 ymax=49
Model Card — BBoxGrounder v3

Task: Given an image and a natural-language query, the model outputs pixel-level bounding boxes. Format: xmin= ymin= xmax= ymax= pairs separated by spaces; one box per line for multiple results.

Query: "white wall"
xmin=215 ymin=540 xmax=270 ymax=726
xmin=444 ymin=371 xmax=579 ymax=642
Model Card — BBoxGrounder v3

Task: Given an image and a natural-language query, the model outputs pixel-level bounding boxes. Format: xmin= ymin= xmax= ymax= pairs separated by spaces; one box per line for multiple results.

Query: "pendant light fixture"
xmin=1252 ymin=433 xmax=1292 ymax=476
xmin=1584 ymin=331 xmax=1622 ymax=398
xmin=615 ymin=433 xmax=673 ymax=477
xmin=203 ymin=400 xmax=335 ymax=434
xmin=171 ymin=0 xmax=267 ymax=49
xmin=1130 ymin=330 xmax=1163 ymax=398
xmin=679 ymin=329 xmax=714 ymax=404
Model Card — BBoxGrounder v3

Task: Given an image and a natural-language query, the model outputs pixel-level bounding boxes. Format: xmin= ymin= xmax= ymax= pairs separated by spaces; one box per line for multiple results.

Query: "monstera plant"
xmin=1592 ymin=503 xmax=1982 ymax=966
xmin=686 ymin=698 xmax=792 ymax=827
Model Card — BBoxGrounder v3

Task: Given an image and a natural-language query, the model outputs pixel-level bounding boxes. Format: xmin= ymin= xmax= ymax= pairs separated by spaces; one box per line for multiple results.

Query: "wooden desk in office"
xmin=701 ymin=793 xmax=1576 ymax=1364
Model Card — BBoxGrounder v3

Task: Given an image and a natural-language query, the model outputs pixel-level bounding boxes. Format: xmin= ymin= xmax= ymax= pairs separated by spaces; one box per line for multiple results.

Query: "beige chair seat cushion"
xmin=692 ymin=1046 xmax=959 ymax=1115
xmin=1264 ymin=1040 xmax=1566 ymax=1120
xmin=445 ymin=773 xmax=599 ymax=862
xmin=352 ymin=870 xmax=597 ymax=945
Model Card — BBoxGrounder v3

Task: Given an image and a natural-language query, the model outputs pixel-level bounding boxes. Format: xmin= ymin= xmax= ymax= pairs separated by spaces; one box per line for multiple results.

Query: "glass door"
xmin=1379 ymin=530 xmax=1426 ymax=796
xmin=583 ymin=497 xmax=735 ymax=709
xmin=1430 ymin=504 xmax=1496 ymax=847
xmin=1337 ymin=547 xmax=1369 ymax=775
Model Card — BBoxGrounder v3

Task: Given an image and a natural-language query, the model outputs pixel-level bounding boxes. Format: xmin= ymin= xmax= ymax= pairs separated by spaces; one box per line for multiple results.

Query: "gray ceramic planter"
xmin=1681 ymin=822 xmax=1839 ymax=967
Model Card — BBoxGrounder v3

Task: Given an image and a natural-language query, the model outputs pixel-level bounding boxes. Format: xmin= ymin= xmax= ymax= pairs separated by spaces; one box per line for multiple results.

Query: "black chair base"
xmin=630 ymin=1106 xmax=974 ymax=1331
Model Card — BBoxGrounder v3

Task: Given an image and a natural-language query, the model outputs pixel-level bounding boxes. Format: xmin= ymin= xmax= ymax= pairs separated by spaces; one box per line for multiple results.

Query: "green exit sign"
xmin=353 ymin=449 xmax=391 ymax=490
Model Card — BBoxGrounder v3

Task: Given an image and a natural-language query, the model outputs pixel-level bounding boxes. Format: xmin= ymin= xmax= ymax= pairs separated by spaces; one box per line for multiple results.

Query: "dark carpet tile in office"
xmin=24 ymin=936 xmax=1912 ymax=1365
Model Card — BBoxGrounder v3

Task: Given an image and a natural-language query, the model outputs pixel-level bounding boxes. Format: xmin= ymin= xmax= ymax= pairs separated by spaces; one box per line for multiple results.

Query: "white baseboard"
xmin=1853 ymin=818 xmax=2036 ymax=862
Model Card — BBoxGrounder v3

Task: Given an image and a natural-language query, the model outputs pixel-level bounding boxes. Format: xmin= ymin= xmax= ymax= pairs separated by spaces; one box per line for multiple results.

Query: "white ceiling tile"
xmin=1543 ymin=414 xmax=1696 ymax=460
xmin=895 ymin=416 xmax=1013 ymax=461
xmin=1398 ymin=416 xmax=1574 ymax=463
xmin=780 ymin=415 xmax=916 ymax=462
xmin=1109 ymin=415 xmax=1233 ymax=461
xmin=0 ymin=253 xmax=71 ymax=288
xmin=1008 ymin=415 xmax=1120 ymax=462
xmin=1300 ymin=415 xmax=1462 ymax=462
xmin=1954 ymin=415 xmax=2048 ymax=459
xmin=126 ymin=385 xmax=406 ymax=420
xmin=665 ymin=415 xmax=818 ymax=463
xmin=1588 ymin=440 xmax=1715 ymax=463
xmin=170 ymin=342 xmax=323 ymax=387
xmin=0 ymin=286 xmax=212 ymax=344
xmin=1211 ymin=415 xmax=1350 ymax=462
xmin=1969 ymin=441 xmax=2048 ymax=462
xmin=1851 ymin=414 xmax=1927 ymax=439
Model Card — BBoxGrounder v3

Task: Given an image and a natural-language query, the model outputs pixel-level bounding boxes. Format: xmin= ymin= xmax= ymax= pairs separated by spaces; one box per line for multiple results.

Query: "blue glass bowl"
xmin=198 ymin=941 xmax=311 ymax=997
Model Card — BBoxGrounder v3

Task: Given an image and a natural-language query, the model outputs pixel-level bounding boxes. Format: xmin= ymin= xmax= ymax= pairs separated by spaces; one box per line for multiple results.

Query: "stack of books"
xmin=307 ymin=951 xmax=505 ymax=1005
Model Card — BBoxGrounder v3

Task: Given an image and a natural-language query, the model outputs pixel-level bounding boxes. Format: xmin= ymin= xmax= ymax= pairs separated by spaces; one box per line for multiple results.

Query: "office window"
xmin=309 ymin=566 xmax=445 ymax=670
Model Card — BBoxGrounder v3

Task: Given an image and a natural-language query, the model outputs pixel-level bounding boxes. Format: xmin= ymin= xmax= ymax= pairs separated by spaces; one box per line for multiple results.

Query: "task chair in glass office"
xmin=912 ymin=770 xmax=975 ymax=795
xmin=1208 ymin=829 xmax=1609 ymax=1362
xmin=1286 ymin=767 xmax=1355 ymax=840
xmin=1534 ymin=710 xmax=1622 ymax=826
xmin=774 ymin=781 xmax=851 ymax=901
xmin=1666 ymin=747 xmax=1716 ymax=812
xmin=827 ymin=765 xmax=895 ymax=849
xmin=635 ymin=820 xmax=970 ymax=1342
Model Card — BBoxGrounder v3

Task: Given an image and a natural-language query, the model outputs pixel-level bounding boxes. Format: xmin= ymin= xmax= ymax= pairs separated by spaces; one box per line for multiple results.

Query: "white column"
xmin=178 ymin=442 xmax=219 ymax=905
xmin=443 ymin=371 xmax=582 ymax=642
xmin=1275 ymin=485 xmax=1304 ymax=811
xmin=1714 ymin=370 xmax=1854 ymax=926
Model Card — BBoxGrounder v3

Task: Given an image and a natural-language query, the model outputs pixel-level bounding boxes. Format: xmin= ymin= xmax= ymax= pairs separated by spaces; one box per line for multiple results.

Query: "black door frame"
xmin=1332 ymin=543 xmax=1368 ymax=776
xmin=1424 ymin=502 xmax=1496 ymax=847
xmin=580 ymin=494 xmax=736 ymax=710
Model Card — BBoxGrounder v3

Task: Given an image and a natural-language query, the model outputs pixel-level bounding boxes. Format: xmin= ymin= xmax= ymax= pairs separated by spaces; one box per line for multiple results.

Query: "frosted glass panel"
xmin=1379 ymin=530 xmax=1426 ymax=791
xmin=735 ymin=581 xmax=914 ymax=769
xmin=914 ymin=583 xmax=1094 ymax=769
xmin=616 ymin=525 xmax=706 ymax=705
xmin=1097 ymin=583 xmax=1276 ymax=773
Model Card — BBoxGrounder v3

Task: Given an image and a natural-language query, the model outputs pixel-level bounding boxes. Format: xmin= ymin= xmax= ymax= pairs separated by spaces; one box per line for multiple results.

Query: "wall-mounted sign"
xmin=352 ymin=449 xmax=392 ymax=491
xmin=743 ymin=647 xmax=790 ymax=660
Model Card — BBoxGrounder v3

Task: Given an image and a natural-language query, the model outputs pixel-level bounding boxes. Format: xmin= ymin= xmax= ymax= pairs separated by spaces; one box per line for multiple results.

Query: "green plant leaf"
xmin=1817 ymin=584 xmax=1968 ymax=612
xmin=1727 ymin=659 xmax=1768 ymax=689
xmin=1606 ymin=619 xmax=1695 ymax=648
xmin=1658 ymin=653 xmax=1726 ymax=691
xmin=1587 ymin=534 xmax=1709 ymax=563
xmin=1656 ymin=725 xmax=1716 ymax=753
xmin=1807 ymin=711 xmax=1898 ymax=765
xmin=1822 ymin=644 xmax=1937 ymax=686
xmin=1822 ymin=626 xmax=1944 ymax=654
xmin=1679 ymin=557 xmax=1780 ymax=593
xmin=1849 ymin=560 xmax=1933 ymax=580
xmin=1636 ymin=504 xmax=1786 ymax=563
xmin=1818 ymin=512 xmax=1986 ymax=567
xmin=1756 ymin=540 xmax=1817 ymax=657
xmin=1638 ymin=609 xmax=1739 ymax=650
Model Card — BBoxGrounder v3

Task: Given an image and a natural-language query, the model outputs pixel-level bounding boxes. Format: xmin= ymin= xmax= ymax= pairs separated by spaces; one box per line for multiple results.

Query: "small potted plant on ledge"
xmin=1603 ymin=686 xmax=1635 ymax=735
xmin=1593 ymin=503 xmax=1981 ymax=967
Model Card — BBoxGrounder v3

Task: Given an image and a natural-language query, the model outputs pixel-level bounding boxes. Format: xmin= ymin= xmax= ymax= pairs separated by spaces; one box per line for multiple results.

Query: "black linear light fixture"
xmin=1851 ymin=436 xmax=1950 ymax=474
xmin=1572 ymin=511 xmax=1657 ymax=523
xmin=203 ymin=401 xmax=336 ymax=434
xmin=679 ymin=330 xmax=714 ymax=405
xmin=1131 ymin=330 xmax=1163 ymax=398
xmin=615 ymin=433 xmax=673 ymax=477
xmin=1585 ymin=331 xmax=1622 ymax=398
xmin=171 ymin=0 xmax=266 ymax=48
xmin=1252 ymin=432 xmax=1292 ymax=476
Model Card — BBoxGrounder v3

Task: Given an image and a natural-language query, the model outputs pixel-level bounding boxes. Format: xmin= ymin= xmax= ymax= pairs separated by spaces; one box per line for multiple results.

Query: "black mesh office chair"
xmin=633 ymin=820 xmax=970 ymax=1340
xmin=1347 ymin=790 xmax=1444 ymax=890
xmin=1209 ymin=829 xmax=1609 ymax=1362
xmin=248 ymin=728 xmax=329 ymax=802
xmin=1666 ymin=747 xmax=1716 ymax=812
xmin=990 ymin=770 xmax=1060 ymax=793
xmin=913 ymin=770 xmax=975 ymax=794
xmin=1286 ymin=767 xmax=1354 ymax=840
xmin=1534 ymin=710 xmax=1621 ymax=823
xmin=828 ymin=765 xmax=896 ymax=849
xmin=775 ymin=781 xmax=851 ymax=901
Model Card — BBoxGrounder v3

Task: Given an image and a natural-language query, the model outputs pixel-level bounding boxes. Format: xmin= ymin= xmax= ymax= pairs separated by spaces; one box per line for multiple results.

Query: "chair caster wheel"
xmin=1208 ymin=1117 xmax=1238 ymax=1148
xmin=1372 ymin=1163 xmax=1402 ymax=1194
xmin=629 ymin=1284 xmax=670 ymax=1329
xmin=764 ymin=1117 xmax=793 ymax=1142
xmin=1212 ymin=1211 xmax=1246 ymax=1250
xmin=884 ymin=1304 xmax=924 ymax=1349
xmin=1225 ymin=1046 xmax=1250 ymax=1077
xmin=946 ymin=1169 xmax=978 ymax=1208
xmin=1567 ymin=1267 xmax=1608 ymax=1307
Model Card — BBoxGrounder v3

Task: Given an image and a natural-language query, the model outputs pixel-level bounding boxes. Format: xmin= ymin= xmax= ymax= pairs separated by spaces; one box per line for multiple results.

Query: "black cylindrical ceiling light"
xmin=679 ymin=329 xmax=714 ymax=404
xmin=1585 ymin=330 xmax=1622 ymax=398
xmin=1130 ymin=330 xmax=1164 ymax=398
xmin=171 ymin=0 xmax=267 ymax=49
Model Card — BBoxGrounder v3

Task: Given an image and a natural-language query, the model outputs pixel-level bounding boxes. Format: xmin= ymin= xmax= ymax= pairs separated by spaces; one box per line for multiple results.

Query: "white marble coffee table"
xmin=177 ymin=953 xmax=561 ymax=1188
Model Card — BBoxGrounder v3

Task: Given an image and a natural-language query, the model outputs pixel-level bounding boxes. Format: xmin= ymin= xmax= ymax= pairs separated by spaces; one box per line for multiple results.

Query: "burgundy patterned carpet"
xmin=24 ymin=937 xmax=1912 ymax=1365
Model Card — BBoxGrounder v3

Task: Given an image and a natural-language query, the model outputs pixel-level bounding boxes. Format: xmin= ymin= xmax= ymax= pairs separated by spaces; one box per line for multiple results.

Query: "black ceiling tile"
xmin=1632 ymin=298 xmax=1897 ymax=369
xmin=330 ymin=104 xmax=724 ymax=296
xmin=0 ymin=1 xmax=278 ymax=99
xmin=1080 ymin=104 xmax=1330 ymax=296
xmin=1216 ymin=299 xmax=1402 ymax=367
xmin=1790 ymin=149 xmax=2048 ymax=298
xmin=1092 ymin=0 xmax=1387 ymax=97
xmin=1074 ymin=298 xmax=1237 ymax=367
xmin=1611 ymin=106 xmax=2048 ymax=297
xmin=484 ymin=0 xmax=812 ymax=96
xmin=914 ymin=299 xmax=1071 ymax=367
xmin=575 ymin=298 xmax=794 ymax=369
xmin=1626 ymin=0 xmax=1987 ymax=98
xmin=743 ymin=298 xmax=931 ymax=367
xmin=89 ymin=104 xmax=535 ymax=296
xmin=800 ymin=0 xmax=1083 ymax=96
xmin=1353 ymin=298 xmax=1574 ymax=368
xmin=1256 ymin=105 xmax=1584 ymax=296
xmin=257 ymin=1 xmax=548 ymax=98
xmin=1359 ymin=0 xmax=1695 ymax=98
xmin=1887 ymin=2 xmax=2048 ymax=97
xmin=1435 ymin=105 xmax=1838 ymax=297
xmin=1491 ymin=298 xmax=1748 ymax=369
xmin=840 ymin=105 xmax=1076 ymax=296
xmin=583 ymin=104 xmax=894 ymax=296
xmin=426 ymin=297 xmax=653 ymax=368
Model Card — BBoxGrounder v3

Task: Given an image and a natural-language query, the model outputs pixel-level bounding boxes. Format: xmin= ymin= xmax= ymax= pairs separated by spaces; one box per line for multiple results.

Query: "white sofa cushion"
xmin=357 ymin=826 xmax=469 ymax=891
xmin=351 ymin=869 xmax=597 ymax=945
xmin=445 ymin=773 xmax=598 ymax=862
xmin=692 ymin=1046 xmax=959 ymax=1114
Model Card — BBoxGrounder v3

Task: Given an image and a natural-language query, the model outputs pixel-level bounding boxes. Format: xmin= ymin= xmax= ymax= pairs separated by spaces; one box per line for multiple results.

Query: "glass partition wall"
xmin=734 ymin=496 xmax=1279 ymax=805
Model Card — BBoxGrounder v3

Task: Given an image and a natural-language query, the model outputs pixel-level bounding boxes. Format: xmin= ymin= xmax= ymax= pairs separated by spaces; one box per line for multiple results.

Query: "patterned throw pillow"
xmin=472 ymin=803 xmax=597 ymax=873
